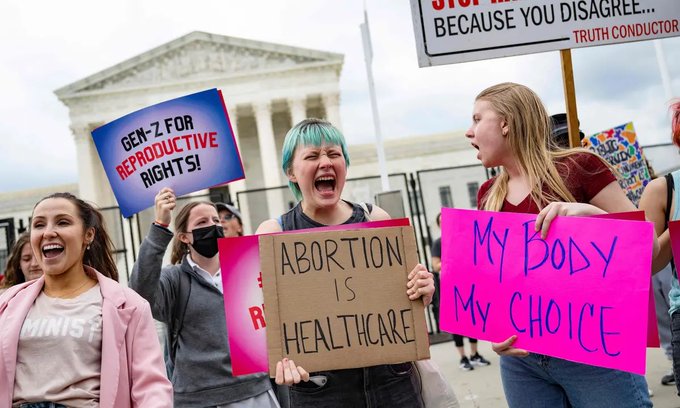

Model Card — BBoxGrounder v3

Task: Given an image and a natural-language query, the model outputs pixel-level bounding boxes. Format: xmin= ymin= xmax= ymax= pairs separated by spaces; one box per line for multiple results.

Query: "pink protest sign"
xmin=440 ymin=208 xmax=654 ymax=375
xmin=220 ymin=218 xmax=410 ymax=376
xmin=593 ymin=211 xmax=659 ymax=348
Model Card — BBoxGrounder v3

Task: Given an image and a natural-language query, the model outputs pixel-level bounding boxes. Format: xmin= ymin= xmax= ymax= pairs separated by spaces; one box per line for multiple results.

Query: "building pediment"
xmin=55 ymin=31 xmax=343 ymax=98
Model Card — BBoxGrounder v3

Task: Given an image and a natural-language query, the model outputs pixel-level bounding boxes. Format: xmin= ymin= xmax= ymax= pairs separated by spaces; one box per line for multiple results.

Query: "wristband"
xmin=154 ymin=220 xmax=170 ymax=228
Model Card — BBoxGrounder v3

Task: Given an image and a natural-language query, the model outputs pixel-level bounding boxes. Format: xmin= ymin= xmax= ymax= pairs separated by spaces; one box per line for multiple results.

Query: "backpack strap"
xmin=665 ymin=173 xmax=674 ymax=229
xmin=168 ymin=267 xmax=192 ymax=367
xmin=665 ymin=173 xmax=676 ymax=274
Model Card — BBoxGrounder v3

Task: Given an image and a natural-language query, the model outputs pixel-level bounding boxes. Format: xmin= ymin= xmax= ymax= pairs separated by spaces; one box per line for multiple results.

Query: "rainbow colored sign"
xmin=219 ymin=218 xmax=410 ymax=376
xmin=440 ymin=208 xmax=653 ymax=374
xmin=583 ymin=122 xmax=651 ymax=206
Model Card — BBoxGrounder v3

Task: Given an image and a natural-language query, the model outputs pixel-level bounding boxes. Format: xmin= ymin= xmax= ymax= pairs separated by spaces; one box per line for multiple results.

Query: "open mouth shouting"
xmin=42 ymin=243 xmax=65 ymax=259
xmin=314 ymin=175 xmax=336 ymax=196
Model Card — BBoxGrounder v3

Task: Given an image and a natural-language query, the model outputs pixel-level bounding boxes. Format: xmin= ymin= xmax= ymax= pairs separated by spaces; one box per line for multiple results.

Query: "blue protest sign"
xmin=92 ymin=89 xmax=244 ymax=217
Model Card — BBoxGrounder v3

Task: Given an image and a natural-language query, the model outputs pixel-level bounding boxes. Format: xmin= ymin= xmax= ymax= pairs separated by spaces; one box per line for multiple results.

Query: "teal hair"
xmin=281 ymin=118 xmax=350 ymax=201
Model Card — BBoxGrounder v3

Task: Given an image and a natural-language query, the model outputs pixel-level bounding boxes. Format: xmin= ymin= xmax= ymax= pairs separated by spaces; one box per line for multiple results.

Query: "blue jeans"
xmin=287 ymin=363 xmax=423 ymax=408
xmin=500 ymin=354 xmax=651 ymax=408
xmin=671 ymin=310 xmax=680 ymax=395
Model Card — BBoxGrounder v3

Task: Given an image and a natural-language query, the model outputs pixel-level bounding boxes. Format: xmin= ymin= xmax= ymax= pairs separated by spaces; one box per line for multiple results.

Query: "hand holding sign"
xmin=154 ymin=188 xmax=176 ymax=226
xmin=407 ymin=264 xmax=435 ymax=305
xmin=535 ymin=202 xmax=605 ymax=239
xmin=274 ymin=358 xmax=310 ymax=386
xmin=491 ymin=335 xmax=530 ymax=358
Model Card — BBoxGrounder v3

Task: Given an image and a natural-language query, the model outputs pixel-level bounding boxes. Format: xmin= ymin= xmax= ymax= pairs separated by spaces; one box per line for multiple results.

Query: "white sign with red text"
xmin=409 ymin=0 xmax=680 ymax=67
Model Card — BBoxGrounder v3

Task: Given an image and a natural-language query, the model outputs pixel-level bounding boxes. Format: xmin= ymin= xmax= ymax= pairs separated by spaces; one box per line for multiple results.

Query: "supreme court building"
xmin=54 ymin=31 xmax=345 ymax=230
xmin=0 ymin=31 xmax=494 ymax=280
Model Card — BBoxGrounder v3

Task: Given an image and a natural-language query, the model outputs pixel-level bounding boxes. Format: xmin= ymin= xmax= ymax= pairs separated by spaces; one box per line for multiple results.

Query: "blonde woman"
xmin=467 ymin=83 xmax=654 ymax=407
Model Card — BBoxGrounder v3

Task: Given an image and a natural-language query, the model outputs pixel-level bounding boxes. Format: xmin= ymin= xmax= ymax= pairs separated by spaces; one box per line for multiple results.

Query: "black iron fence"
xmin=0 ymin=217 xmax=15 ymax=279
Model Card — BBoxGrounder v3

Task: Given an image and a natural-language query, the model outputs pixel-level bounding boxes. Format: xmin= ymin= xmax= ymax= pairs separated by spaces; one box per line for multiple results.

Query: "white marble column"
xmin=253 ymin=101 xmax=286 ymax=218
xmin=288 ymin=96 xmax=307 ymax=127
xmin=322 ymin=92 xmax=342 ymax=131
xmin=227 ymin=106 xmax=241 ymax=150
xmin=226 ymin=107 xmax=246 ymax=195
xmin=226 ymin=107 xmax=250 ymax=233
xmin=72 ymin=124 xmax=99 ymax=203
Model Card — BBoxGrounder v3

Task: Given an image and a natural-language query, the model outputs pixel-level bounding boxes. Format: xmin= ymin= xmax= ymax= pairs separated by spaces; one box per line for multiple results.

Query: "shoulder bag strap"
xmin=665 ymin=173 xmax=676 ymax=273
xmin=169 ymin=269 xmax=191 ymax=365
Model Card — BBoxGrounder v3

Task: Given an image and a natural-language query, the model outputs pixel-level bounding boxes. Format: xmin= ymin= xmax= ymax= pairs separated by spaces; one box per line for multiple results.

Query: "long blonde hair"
xmin=478 ymin=83 xmax=600 ymax=211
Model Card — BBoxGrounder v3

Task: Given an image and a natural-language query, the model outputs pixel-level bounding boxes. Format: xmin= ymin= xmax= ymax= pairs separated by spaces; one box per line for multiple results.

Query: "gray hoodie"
xmin=129 ymin=224 xmax=271 ymax=407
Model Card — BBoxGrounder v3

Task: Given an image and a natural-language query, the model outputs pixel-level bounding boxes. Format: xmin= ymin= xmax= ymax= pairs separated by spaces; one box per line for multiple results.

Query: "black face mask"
xmin=190 ymin=225 xmax=224 ymax=258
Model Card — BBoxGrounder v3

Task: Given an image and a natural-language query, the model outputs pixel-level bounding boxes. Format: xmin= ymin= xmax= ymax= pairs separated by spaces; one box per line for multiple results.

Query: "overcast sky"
xmin=1 ymin=0 xmax=678 ymax=193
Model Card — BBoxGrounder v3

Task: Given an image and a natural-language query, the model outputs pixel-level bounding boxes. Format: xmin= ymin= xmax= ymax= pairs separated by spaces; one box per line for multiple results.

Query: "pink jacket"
xmin=0 ymin=269 xmax=173 ymax=408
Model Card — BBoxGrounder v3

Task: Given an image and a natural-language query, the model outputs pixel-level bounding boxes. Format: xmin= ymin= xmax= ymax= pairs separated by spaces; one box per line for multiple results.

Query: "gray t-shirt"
xmin=13 ymin=284 xmax=103 ymax=407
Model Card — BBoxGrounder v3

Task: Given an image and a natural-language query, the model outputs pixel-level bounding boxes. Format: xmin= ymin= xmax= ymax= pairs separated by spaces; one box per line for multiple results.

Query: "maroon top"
xmin=477 ymin=153 xmax=616 ymax=214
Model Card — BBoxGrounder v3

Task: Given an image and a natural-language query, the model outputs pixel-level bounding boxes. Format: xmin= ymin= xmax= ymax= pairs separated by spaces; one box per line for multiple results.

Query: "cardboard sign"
xmin=583 ymin=122 xmax=651 ymax=206
xmin=440 ymin=208 xmax=653 ymax=374
xmin=259 ymin=226 xmax=430 ymax=375
xmin=409 ymin=0 xmax=680 ymax=67
xmin=92 ymin=88 xmax=244 ymax=217
xmin=220 ymin=218 xmax=411 ymax=376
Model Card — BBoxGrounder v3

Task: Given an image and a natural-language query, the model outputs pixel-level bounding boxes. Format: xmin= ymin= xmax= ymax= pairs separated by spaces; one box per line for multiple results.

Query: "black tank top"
xmin=280 ymin=201 xmax=372 ymax=231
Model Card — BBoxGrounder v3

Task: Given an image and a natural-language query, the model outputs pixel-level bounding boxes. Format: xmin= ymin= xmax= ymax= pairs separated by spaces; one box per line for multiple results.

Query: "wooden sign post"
xmin=560 ymin=49 xmax=582 ymax=149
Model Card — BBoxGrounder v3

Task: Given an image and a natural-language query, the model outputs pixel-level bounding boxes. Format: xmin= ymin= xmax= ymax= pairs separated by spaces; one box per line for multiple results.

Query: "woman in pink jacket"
xmin=0 ymin=192 xmax=172 ymax=408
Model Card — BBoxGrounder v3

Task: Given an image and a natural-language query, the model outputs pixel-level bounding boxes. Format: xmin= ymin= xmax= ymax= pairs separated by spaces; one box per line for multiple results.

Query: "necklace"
xmin=43 ymin=279 xmax=94 ymax=299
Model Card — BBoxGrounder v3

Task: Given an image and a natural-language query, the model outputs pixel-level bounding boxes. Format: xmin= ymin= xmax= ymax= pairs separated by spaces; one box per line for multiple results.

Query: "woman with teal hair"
xmin=256 ymin=118 xmax=435 ymax=407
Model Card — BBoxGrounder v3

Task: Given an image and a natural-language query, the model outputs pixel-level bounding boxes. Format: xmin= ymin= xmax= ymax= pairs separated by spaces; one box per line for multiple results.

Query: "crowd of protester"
xmin=0 ymin=84 xmax=678 ymax=407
